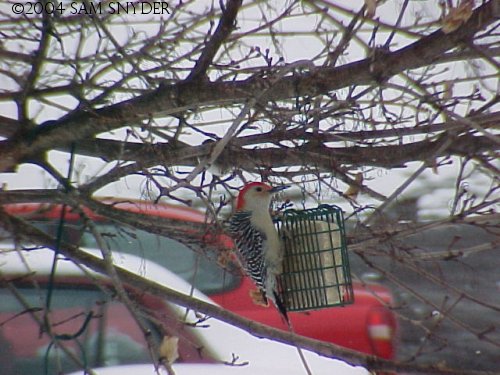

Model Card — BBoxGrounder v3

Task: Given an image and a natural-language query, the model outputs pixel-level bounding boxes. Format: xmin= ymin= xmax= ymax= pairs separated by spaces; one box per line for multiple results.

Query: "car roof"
xmin=3 ymin=198 xmax=208 ymax=223
xmin=1 ymin=245 xmax=368 ymax=375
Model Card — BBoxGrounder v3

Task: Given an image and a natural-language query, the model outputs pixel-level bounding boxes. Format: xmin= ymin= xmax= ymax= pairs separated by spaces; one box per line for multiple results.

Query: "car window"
xmin=31 ymin=220 xmax=241 ymax=295
xmin=0 ymin=226 xmax=12 ymax=243
xmin=0 ymin=283 xmax=214 ymax=375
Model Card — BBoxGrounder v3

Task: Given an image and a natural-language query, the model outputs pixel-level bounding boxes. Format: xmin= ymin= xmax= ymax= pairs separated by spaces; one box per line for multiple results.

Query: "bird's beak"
xmin=269 ymin=185 xmax=290 ymax=193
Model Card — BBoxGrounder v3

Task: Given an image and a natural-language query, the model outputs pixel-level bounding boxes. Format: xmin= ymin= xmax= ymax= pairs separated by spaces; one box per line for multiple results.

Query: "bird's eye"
xmin=255 ymin=187 xmax=263 ymax=192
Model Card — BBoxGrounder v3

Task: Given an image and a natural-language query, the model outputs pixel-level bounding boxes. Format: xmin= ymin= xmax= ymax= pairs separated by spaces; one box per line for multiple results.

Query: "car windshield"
xmin=31 ymin=220 xmax=241 ymax=295
xmin=0 ymin=283 xmax=213 ymax=375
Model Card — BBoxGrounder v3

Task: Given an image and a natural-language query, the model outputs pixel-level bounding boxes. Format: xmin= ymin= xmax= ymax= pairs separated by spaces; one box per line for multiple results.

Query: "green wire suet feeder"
xmin=275 ymin=204 xmax=354 ymax=312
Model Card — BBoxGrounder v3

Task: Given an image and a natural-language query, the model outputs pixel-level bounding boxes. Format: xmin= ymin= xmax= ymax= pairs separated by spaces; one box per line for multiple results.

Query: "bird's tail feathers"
xmin=272 ymin=290 xmax=290 ymax=326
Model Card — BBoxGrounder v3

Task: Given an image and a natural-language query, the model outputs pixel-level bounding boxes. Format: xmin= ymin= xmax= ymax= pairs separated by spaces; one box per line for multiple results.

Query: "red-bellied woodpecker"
xmin=229 ymin=182 xmax=290 ymax=323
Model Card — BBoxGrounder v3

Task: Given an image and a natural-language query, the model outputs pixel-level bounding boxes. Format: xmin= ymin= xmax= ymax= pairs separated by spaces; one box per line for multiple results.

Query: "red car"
xmin=4 ymin=199 xmax=398 ymax=359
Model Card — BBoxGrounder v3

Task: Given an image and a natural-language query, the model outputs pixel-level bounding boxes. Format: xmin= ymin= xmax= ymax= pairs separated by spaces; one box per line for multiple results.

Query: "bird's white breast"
xmin=250 ymin=209 xmax=283 ymax=273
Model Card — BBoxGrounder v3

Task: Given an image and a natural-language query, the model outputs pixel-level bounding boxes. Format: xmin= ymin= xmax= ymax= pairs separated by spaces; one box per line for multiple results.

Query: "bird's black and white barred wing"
xmin=229 ymin=210 xmax=267 ymax=290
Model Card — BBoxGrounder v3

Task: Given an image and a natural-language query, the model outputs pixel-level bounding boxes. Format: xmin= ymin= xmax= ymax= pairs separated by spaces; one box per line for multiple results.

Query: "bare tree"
xmin=0 ymin=0 xmax=498 ymax=374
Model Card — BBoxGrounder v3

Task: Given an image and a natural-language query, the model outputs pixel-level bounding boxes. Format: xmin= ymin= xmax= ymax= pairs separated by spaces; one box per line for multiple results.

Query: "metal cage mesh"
xmin=275 ymin=204 xmax=354 ymax=312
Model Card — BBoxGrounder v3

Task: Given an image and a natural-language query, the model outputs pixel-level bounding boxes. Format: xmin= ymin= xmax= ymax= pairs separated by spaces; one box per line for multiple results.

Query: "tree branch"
xmin=186 ymin=0 xmax=242 ymax=81
xmin=65 ymin=132 xmax=499 ymax=171
xmin=0 ymin=1 xmax=496 ymax=172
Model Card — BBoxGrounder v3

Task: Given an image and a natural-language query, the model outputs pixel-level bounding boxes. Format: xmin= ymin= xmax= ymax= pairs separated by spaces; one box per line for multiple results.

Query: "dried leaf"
xmin=442 ymin=0 xmax=473 ymax=34
xmin=159 ymin=336 xmax=179 ymax=364
xmin=345 ymin=173 xmax=364 ymax=200
xmin=249 ymin=289 xmax=268 ymax=307
xmin=217 ymin=249 xmax=231 ymax=268
xmin=364 ymin=0 xmax=377 ymax=18
xmin=442 ymin=81 xmax=454 ymax=121
xmin=431 ymin=158 xmax=439 ymax=174
xmin=442 ymin=80 xmax=454 ymax=101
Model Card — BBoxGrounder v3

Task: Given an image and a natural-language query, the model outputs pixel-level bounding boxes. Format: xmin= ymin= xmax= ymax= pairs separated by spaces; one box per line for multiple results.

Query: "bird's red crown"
xmin=235 ymin=182 xmax=272 ymax=210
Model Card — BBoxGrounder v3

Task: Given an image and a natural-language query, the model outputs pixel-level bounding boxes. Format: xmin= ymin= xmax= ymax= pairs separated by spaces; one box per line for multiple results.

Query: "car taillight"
xmin=366 ymin=307 xmax=396 ymax=359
